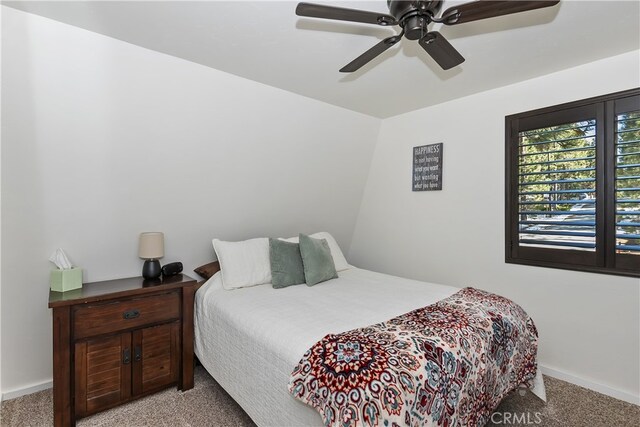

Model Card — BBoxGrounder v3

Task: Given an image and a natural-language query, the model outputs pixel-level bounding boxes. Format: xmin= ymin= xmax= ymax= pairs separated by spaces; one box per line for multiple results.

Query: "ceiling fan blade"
xmin=296 ymin=3 xmax=398 ymax=26
xmin=418 ymin=32 xmax=465 ymax=70
xmin=340 ymin=35 xmax=401 ymax=72
xmin=441 ymin=1 xmax=560 ymax=25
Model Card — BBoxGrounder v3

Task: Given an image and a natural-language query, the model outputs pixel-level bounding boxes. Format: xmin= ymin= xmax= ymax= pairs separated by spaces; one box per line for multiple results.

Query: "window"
xmin=505 ymin=89 xmax=639 ymax=277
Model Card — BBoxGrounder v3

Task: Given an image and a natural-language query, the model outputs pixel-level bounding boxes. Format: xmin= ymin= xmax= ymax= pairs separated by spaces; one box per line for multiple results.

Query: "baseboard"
xmin=1 ymin=380 xmax=52 ymax=402
xmin=1 ymin=366 xmax=637 ymax=406
xmin=540 ymin=364 xmax=639 ymax=406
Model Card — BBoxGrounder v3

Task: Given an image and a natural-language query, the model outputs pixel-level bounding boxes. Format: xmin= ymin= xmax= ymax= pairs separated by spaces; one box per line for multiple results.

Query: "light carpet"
xmin=1 ymin=367 xmax=638 ymax=426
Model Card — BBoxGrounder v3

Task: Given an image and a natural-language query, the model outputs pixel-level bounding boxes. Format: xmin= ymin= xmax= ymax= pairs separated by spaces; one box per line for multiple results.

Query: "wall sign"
xmin=412 ymin=143 xmax=443 ymax=191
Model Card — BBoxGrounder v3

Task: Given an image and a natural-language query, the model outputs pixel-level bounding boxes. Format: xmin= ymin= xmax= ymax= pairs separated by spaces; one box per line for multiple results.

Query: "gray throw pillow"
xmin=298 ymin=233 xmax=338 ymax=286
xmin=269 ymin=238 xmax=306 ymax=288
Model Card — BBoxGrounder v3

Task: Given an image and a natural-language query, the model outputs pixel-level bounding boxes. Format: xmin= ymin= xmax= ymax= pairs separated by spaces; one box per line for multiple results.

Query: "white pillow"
xmin=280 ymin=232 xmax=350 ymax=272
xmin=212 ymin=238 xmax=271 ymax=290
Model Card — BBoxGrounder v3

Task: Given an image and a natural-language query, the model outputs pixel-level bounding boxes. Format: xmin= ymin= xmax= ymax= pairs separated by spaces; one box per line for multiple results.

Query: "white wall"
xmin=350 ymin=51 xmax=640 ymax=403
xmin=0 ymin=3 xmax=3 ymax=399
xmin=0 ymin=7 xmax=381 ymax=395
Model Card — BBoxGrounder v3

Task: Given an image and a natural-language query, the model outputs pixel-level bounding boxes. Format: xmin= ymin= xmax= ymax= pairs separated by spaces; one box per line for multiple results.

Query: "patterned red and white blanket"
xmin=289 ymin=287 xmax=538 ymax=427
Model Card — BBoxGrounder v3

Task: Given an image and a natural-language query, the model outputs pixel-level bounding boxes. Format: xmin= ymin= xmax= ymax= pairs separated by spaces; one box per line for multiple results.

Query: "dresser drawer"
xmin=74 ymin=292 xmax=180 ymax=339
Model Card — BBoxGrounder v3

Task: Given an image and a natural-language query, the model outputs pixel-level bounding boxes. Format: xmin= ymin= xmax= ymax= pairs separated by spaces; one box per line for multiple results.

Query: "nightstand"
xmin=48 ymin=274 xmax=197 ymax=427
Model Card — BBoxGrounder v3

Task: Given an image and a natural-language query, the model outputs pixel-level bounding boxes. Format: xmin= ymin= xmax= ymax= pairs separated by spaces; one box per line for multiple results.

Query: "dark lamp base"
xmin=142 ymin=259 xmax=161 ymax=280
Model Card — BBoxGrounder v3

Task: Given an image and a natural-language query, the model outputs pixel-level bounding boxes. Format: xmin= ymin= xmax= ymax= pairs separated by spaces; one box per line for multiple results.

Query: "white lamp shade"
xmin=138 ymin=232 xmax=164 ymax=259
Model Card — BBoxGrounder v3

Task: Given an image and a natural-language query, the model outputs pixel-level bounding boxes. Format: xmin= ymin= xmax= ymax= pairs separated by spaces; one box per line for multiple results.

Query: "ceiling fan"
xmin=295 ymin=1 xmax=560 ymax=72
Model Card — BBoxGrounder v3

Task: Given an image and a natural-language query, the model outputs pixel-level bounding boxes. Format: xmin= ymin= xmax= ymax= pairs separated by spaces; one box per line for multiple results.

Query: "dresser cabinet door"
xmin=132 ymin=322 xmax=180 ymax=395
xmin=74 ymin=334 xmax=132 ymax=417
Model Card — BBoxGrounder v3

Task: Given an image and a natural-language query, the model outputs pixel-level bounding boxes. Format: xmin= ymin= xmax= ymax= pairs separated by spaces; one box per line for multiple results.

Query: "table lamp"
xmin=139 ymin=232 xmax=164 ymax=279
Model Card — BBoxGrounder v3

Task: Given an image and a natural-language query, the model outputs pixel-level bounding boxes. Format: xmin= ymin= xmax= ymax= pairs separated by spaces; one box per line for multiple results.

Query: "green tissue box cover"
xmin=50 ymin=268 xmax=83 ymax=292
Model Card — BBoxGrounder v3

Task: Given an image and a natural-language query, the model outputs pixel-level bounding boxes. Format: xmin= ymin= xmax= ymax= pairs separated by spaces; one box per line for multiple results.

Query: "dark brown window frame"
xmin=505 ymin=88 xmax=640 ymax=278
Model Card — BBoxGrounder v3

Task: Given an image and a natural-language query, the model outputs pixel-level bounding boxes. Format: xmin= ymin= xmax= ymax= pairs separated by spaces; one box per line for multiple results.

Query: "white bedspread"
xmin=194 ymin=268 xmax=544 ymax=427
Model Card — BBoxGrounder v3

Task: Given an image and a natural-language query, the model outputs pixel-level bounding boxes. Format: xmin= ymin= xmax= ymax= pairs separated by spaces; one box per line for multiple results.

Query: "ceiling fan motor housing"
xmin=388 ymin=0 xmax=443 ymax=39
xmin=403 ymin=15 xmax=429 ymax=40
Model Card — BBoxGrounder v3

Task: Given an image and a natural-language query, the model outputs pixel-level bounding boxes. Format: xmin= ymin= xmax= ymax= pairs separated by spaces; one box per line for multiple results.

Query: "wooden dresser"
xmin=48 ymin=274 xmax=198 ymax=427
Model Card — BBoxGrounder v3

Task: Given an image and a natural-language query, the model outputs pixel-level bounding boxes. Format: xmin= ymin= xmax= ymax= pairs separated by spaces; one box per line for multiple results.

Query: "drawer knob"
xmin=123 ymin=348 xmax=131 ymax=365
xmin=123 ymin=309 xmax=140 ymax=320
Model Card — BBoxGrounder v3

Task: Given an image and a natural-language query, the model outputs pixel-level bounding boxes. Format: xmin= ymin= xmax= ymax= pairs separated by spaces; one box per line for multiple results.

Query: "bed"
xmin=194 ymin=265 xmax=544 ymax=427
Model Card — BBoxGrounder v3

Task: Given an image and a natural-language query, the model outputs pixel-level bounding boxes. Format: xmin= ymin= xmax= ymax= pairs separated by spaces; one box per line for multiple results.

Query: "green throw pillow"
xmin=298 ymin=233 xmax=338 ymax=286
xmin=269 ymin=238 xmax=306 ymax=288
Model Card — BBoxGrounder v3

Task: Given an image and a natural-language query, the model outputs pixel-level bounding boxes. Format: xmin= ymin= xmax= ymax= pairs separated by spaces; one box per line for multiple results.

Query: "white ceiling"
xmin=4 ymin=1 xmax=639 ymax=118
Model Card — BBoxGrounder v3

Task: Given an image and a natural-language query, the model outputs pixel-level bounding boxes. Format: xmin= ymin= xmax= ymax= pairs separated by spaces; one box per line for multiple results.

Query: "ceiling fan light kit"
xmin=296 ymin=0 xmax=560 ymax=73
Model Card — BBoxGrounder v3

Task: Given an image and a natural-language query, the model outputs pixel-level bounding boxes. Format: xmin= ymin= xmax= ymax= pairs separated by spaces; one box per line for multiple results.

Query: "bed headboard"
xmin=193 ymin=261 xmax=220 ymax=291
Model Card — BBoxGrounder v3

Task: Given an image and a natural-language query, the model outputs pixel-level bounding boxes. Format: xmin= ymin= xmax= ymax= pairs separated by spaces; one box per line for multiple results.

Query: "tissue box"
xmin=50 ymin=268 xmax=83 ymax=292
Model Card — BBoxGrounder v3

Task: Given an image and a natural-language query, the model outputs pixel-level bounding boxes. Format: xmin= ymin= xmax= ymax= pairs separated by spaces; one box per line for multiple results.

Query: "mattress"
xmin=194 ymin=267 xmax=545 ymax=426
